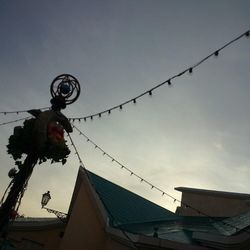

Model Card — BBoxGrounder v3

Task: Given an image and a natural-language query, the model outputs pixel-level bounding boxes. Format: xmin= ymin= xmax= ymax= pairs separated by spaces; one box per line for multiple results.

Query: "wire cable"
xmin=67 ymin=132 xmax=138 ymax=249
xmin=70 ymin=124 xmax=250 ymax=235
xmin=0 ymin=107 xmax=50 ymax=116
xmin=69 ymin=30 xmax=250 ymax=122
xmin=0 ymin=116 xmax=32 ymax=127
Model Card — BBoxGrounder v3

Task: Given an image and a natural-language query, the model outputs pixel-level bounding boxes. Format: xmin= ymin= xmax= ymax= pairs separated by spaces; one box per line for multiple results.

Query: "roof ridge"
xmin=86 ymin=170 xmax=179 ymax=226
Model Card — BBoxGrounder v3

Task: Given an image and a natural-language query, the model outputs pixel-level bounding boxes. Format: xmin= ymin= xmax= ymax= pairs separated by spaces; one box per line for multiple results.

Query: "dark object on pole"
xmin=41 ymin=191 xmax=51 ymax=208
xmin=0 ymin=74 xmax=80 ymax=234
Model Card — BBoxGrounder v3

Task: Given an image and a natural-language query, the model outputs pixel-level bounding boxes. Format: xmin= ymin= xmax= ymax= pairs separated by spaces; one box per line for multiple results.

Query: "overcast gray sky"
xmin=0 ymin=0 xmax=249 ymax=217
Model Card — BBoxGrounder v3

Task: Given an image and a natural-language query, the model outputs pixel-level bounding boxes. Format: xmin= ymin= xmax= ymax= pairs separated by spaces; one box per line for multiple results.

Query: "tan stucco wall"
xmin=177 ymin=192 xmax=250 ymax=217
xmin=59 ymin=179 xmax=107 ymax=250
xmin=59 ymin=173 xmax=133 ymax=250
xmin=8 ymin=227 xmax=63 ymax=250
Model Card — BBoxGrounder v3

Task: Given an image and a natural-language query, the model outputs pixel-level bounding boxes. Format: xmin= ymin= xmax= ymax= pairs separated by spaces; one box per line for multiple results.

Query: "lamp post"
xmin=41 ymin=191 xmax=51 ymax=208
xmin=41 ymin=192 xmax=67 ymax=222
xmin=0 ymin=74 xmax=80 ymax=233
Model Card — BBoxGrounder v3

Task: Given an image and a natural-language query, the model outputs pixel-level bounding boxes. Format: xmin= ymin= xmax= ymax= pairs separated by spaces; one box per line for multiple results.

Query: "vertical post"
xmin=0 ymin=74 xmax=80 ymax=237
xmin=0 ymin=153 xmax=38 ymax=232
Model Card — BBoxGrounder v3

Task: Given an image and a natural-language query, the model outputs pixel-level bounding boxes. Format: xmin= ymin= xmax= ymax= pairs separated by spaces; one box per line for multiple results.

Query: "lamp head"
xmin=41 ymin=191 xmax=51 ymax=208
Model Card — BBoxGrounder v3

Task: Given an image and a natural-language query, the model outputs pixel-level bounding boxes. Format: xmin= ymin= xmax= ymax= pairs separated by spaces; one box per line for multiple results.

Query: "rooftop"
xmin=87 ymin=170 xmax=180 ymax=226
xmin=175 ymin=187 xmax=250 ymax=200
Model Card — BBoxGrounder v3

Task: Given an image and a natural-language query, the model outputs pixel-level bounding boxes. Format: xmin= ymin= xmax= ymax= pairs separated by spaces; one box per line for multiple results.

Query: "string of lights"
xmin=0 ymin=116 xmax=32 ymax=127
xmin=67 ymin=132 xmax=138 ymax=249
xmin=69 ymin=30 xmax=250 ymax=122
xmin=67 ymin=132 xmax=85 ymax=168
xmin=71 ymin=124 xmax=203 ymax=210
xmin=0 ymin=107 xmax=50 ymax=116
xmin=70 ymin=124 xmax=250 ymax=235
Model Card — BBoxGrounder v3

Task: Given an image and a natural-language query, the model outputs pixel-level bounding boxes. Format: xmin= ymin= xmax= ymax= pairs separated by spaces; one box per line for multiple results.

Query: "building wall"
xmin=59 ymin=175 xmax=133 ymax=250
xmin=8 ymin=226 xmax=63 ymax=250
xmin=105 ymin=235 xmax=135 ymax=250
xmin=59 ymin=180 xmax=106 ymax=250
xmin=176 ymin=192 xmax=250 ymax=217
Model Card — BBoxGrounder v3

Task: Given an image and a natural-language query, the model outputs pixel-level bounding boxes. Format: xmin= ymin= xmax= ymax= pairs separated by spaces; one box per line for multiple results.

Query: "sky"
xmin=0 ymin=0 xmax=249 ymax=217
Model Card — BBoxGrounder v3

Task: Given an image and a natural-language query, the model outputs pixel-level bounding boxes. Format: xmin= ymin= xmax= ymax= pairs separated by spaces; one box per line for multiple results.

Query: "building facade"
xmin=3 ymin=167 xmax=250 ymax=249
xmin=175 ymin=186 xmax=250 ymax=217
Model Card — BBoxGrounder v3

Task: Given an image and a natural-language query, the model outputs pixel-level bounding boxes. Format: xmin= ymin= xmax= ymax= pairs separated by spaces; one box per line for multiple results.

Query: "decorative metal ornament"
xmin=0 ymin=75 xmax=80 ymax=233
xmin=50 ymin=74 xmax=81 ymax=107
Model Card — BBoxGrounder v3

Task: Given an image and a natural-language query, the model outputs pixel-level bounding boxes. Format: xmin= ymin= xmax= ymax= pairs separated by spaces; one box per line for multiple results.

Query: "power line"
xmin=69 ymin=30 xmax=250 ymax=122
xmin=70 ymin=124 xmax=250 ymax=236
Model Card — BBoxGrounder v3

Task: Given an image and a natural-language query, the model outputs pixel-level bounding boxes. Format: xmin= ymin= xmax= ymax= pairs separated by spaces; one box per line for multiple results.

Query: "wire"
xmin=0 ymin=107 xmax=50 ymax=116
xmin=70 ymin=124 xmax=250 ymax=236
xmin=69 ymin=30 xmax=250 ymax=122
xmin=67 ymin=132 xmax=85 ymax=168
xmin=1 ymin=31 xmax=248 ymax=121
xmin=0 ymin=116 xmax=32 ymax=127
xmin=67 ymin=132 xmax=138 ymax=249
xmin=71 ymin=125 xmax=197 ymax=207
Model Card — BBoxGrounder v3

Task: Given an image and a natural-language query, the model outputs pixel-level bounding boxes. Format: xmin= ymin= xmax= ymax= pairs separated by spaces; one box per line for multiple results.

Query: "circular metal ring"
xmin=50 ymin=74 xmax=81 ymax=105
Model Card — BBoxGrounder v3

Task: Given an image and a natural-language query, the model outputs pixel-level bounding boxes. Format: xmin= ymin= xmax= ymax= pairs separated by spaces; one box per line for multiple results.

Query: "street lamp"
xmin=41 ymin=191 xmax=51 ymax=208
xmin=41 ymin=192 xmax=67 ymax=222
xmin=0 ymin=74 xmax=80 ymax=233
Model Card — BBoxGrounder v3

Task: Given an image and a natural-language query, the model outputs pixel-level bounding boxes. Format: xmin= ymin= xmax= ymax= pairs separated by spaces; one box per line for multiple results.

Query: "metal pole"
xmin=0 ymin=74 xmax=80 ymax=236
xmin=0 ymin=153 xmax=38 ymax=232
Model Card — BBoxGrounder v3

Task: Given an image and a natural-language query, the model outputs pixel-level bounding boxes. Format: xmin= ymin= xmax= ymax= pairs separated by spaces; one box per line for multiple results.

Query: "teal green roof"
xmin=85 ymin=170 xmax=250 ymax=244
xmin=87 ymin=171 xmax=180 ymax=226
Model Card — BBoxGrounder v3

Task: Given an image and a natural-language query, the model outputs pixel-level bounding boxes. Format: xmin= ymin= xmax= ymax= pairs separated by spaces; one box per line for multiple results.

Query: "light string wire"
xmin=67 ymin=132 xmax=138 ymax=249
xmin=71 ymin=124 xmax=250 ymax=236
xmin=69 ymin=30 xmax=250 ymax=122
xmin=67 ymin=132 xmax=85 ymax=168
xmin=0 ymin=107 xmax=50 ymax=116
xmin=0 ymin=116 xmax=32 ymax=127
